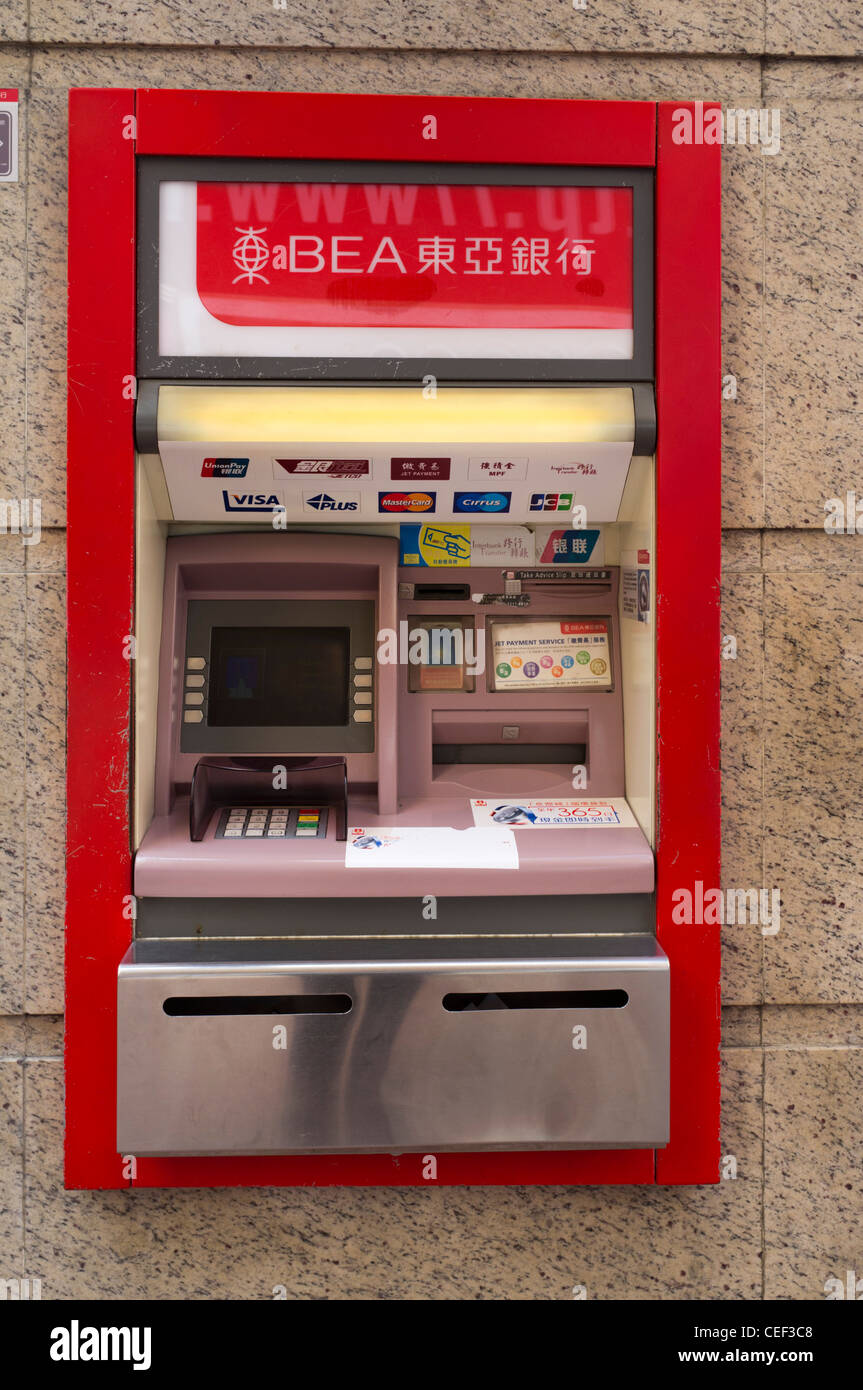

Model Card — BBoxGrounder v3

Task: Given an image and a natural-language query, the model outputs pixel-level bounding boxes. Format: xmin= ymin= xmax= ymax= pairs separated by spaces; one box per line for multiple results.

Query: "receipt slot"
xmin=67 ymin=92 xmax=720 ymax=1187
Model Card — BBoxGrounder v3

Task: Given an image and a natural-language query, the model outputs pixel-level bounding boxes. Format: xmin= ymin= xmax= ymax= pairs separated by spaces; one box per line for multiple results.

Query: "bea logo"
xmin=378 ymin=492 xmax=435 ymax=513
xmin=453 ymin=492 xmax=511 ymax=514
xmin=222 ymin=491 xmax=281 ymax=512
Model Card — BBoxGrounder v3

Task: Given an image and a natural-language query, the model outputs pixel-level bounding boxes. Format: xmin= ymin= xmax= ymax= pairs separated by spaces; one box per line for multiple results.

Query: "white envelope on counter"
xmin=345 ymin=825 xmax=519 ymax=869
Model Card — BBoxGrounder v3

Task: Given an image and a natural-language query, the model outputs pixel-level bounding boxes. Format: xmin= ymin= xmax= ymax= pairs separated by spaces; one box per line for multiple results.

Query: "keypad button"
xmin=245 ymin=827 xmax=264 ymax=837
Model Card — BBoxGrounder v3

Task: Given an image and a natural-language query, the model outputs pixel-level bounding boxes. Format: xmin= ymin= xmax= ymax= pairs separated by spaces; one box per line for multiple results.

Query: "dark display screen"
xmin=208 ymin=626 xmax=350 ymax=727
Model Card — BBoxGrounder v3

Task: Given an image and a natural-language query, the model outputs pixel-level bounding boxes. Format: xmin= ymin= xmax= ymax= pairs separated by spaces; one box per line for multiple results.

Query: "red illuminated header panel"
xmin=138 ymin=161 xmax=653 ymax=380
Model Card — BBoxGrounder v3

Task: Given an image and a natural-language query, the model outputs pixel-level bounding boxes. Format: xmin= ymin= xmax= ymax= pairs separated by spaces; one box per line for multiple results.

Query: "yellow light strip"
xmin=157 ymin=385 xmax=635 ymax=446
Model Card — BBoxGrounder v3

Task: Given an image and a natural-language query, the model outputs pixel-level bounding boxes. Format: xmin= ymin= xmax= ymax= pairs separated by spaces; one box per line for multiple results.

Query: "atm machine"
xmin=66 ymin=92 xmax=721 ymax=1185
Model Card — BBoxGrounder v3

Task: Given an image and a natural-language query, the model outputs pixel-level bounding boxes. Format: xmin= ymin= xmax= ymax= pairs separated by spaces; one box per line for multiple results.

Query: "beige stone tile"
xmin=720 ymin=1046 xmax=763 ymax=1178
xmin=0 ymin=14 xmax=27 ymax=46
xmin=25 ymin=528 xmax=65 ymax=573
xmin=0 ymin=1060 xmax=23 ymax=1273
xmin=24 ymin=1014 xmax=63 ymax=1056
xmin=764 ymin=101 xmax=863 ymax=527
xmin=721 ymin=570 xmax=764 ymax=1004
xmin=0 ymin=1017 xmax=26 ymax=1055
xmin=721 ymin=143 xmax=765 ymax=528
xmin=0 ymin=131 xmax=26 ymax=507
xmin=763 ymin=537 xmax=863 ymax=1002
xmin=763 ymin=529 xmax=863 ymax=569
xmin=0 ymin=534 xmax=26 ymax=573
xmin=33 ymin=45 xmax=763 ymax=100
xmin=722 ymin=529 xmax=762 ymax=572
xmin=24 ymin=574 xmax=66 ymax=1014
xmin=25 ymin=1060 xmax=760 ymax=1299
xmin=24 ymin=80 xmax=66 ymax=530
xmin=722 ymin=1004 xmax=762 ymax=1046
xmin=764 ymin=59 xmax=863 ymax=103
xmin=0 ymin=572 xmax=25 ymax=1014
xmin=0 ymin=1015 xmax=62 ymax=1056
xmin=29 ymin=2 xmax=766 ymax=54
xmin=763 ymin=1003 xmax=863 ymax=1047
xmin=764 ymin=1048 xmax=863 ymax=1298
xmin=765 ymin=4 xmax=863 ymax=57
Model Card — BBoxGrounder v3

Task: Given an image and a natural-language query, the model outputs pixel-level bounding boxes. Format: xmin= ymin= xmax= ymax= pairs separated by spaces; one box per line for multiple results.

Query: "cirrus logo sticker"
xmin=453 ymin=492 xmax=511 ymax=514
xmin=378 ymin=492 xmax=436 ymax=513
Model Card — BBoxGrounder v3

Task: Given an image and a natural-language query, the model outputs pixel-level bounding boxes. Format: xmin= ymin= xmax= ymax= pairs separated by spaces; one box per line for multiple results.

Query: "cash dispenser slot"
xmin=432 ymin=710 xmax=588 ymax=769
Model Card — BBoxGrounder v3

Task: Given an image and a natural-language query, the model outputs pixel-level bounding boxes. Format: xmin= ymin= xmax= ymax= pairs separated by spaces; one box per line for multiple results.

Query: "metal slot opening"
xmin=442 ymin=989 xmax=629 ymax=1011
xmin=434 ymin=742 xmax=587 ymax=765
xmin=412 ymin=583 xmax=472 ymax=600
xmin=163 ymin=994 xmax=352 ymax=1016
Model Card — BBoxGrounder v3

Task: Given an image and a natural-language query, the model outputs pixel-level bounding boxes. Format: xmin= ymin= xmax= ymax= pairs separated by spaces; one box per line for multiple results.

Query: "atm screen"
xmin=208 ymin=626 xmax=350 ymax=727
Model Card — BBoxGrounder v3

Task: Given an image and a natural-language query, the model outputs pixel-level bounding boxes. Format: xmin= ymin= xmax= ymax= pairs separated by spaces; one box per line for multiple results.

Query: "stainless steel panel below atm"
xmin=117 ymin=935 xmax=669 ymax=1156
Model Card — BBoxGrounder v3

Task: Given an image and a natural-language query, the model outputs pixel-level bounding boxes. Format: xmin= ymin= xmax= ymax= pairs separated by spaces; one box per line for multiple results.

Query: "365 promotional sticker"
xmin=471 ymin=798 xmax=638 ymax=829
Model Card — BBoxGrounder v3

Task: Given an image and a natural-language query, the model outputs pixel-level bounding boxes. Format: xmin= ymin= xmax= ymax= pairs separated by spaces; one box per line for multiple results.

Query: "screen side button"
xmin=353 ymin=710 xmax=372 ymax=722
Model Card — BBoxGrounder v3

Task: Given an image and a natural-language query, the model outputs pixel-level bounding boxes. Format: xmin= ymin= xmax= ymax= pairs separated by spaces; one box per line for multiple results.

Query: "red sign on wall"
xmin=195 ymin=182 xmax=633 ymax=331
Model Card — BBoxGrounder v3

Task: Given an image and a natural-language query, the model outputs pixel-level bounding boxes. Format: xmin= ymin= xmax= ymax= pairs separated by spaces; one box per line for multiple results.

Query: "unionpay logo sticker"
xmin=202 ymin=457 xmax=249 ymax=478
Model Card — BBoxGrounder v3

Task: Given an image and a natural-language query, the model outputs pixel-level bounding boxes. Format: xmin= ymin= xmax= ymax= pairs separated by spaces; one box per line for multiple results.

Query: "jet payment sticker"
xmin=470 ymin=798 xmax=638 ymax=829
xmin=490 ymin=618 xmax=611 ymax=690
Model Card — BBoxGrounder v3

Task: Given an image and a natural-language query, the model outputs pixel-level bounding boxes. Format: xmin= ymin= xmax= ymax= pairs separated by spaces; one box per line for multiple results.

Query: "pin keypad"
xmin=215 ymin=807 xmax=328 ymax=839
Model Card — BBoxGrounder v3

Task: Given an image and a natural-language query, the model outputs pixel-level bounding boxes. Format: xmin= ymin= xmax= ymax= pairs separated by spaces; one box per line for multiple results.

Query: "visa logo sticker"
xmin=400 ymin=523 xmax=471 ymax=566
xmin=302 ymin=492 xmax=360 ymax=512
xmin=453 ymin=492 xmax=511 ymax=514
xmin=202 ymin=457 xmax=249 ymax=478
xmin=222 ymin=491 xmax=283 ymax=512
xmin=529 ymin=493 xmax=574 ymax=512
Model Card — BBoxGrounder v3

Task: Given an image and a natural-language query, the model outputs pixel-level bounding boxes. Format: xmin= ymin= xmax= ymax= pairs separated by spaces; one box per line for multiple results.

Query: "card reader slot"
xmin=412 ymin=583 xmax=472 ymax=600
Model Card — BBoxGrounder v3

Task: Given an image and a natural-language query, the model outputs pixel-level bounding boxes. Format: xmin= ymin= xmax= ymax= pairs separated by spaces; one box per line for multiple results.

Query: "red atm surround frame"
xmin=66 ymin=90 xmax=721 ymax=1190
